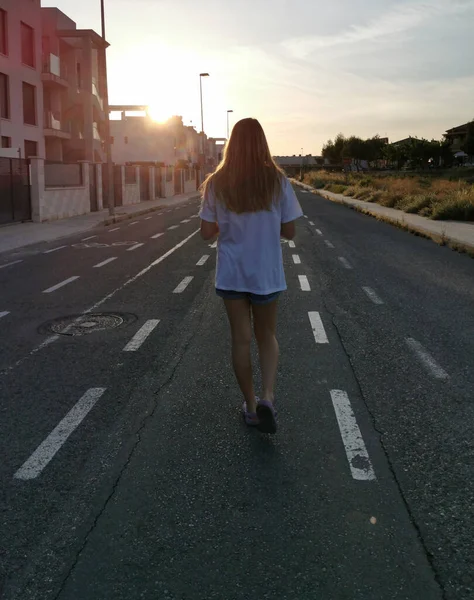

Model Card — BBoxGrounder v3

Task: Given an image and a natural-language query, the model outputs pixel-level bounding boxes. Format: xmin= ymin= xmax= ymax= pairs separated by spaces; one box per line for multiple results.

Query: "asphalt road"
xmin=0 ymin=189 xmax=473 ymax=599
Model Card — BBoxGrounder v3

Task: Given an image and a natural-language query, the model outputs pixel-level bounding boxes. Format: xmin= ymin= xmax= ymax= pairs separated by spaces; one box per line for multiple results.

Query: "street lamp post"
xmin=227 ymin=109 xmax=233 ymax=139
xmin=100 ymin=0 xmax=115 ymax=216
xmin=199 ymin=73 xmax=209 ymax=172
xmin=300 ymin=147 xmax=304 ymax=180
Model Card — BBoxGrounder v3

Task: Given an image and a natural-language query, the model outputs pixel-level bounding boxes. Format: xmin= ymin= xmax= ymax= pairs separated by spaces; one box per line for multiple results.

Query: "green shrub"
xmin=326 ymin=184 xmax=348 ymax=194
xmin=404 ymin=194 xmax=436 ymax=214
xmin=431 ymin=190 xmax=474 ymax=221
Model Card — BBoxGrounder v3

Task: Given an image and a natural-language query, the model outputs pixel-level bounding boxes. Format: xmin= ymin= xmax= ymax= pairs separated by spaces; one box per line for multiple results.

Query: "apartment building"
xmin=0 ymin=0 xmax=45 ymax=159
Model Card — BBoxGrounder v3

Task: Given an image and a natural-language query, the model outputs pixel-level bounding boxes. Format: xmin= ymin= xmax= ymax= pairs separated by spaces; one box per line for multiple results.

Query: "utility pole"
xmin=227 ymin=109 xmax=233 ymax=139
xmin=100 ymin=0 xmax=115 ymax=216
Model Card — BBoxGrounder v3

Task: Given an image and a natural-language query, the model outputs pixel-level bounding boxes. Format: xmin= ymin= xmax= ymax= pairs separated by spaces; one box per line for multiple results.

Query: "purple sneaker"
xmin=242 ymin=402 xmax=259 ymax=426
xmin=256 ymin=399 xmax=277 ymax=434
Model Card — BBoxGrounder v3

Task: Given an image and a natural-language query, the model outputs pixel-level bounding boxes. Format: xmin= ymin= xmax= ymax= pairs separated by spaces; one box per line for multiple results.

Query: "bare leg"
xmin=252 ymin=300 xmax=279 ymax=403
xmin=223 ymin=298 xmax=256 ymax=412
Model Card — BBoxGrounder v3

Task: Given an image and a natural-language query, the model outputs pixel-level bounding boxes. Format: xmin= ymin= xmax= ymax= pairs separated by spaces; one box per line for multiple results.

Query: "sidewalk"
xmin=293 ymin=180 xmax=474 ymax=254
xmin=0 ymin=191 xmax=199 ymax=255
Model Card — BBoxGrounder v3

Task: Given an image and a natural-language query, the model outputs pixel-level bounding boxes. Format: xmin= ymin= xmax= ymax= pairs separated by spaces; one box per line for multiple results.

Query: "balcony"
xmin=44 ymin=111 xmax=72 ymax=139
xmin=91 ymin=77 xmax=104 ymax=111
xmin=42 ymin=54 xmax=69 ymax=88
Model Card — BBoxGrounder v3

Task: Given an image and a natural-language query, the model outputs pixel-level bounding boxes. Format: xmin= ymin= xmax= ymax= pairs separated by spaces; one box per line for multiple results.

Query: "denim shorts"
xmin=216 ymin=289 xmax=281 ymax=305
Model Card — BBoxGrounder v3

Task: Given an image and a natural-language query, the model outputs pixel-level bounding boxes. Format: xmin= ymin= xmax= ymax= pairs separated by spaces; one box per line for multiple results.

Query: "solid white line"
xmin=330 ymin=390 xmax=376 ymax=481
xmin=42 ymin=276 xmax=80 ymax=294
xmin=362 ymin=287 xmax=384 ymax=305
xmin=43 ymin=245 xmax=67 ymax=254
xmin=108 ymin=227 xmax=120 ymax=232
xmin=167 ymin=225 xmax=179 ymax=230
xmin=405 ymin=338 xmax=449 ymax=380
xmin=129 ymin=221 xmax=139 ymax=226
xmin=151 ymin=232 xmax=164 ymax=239
xmin=123 ymin=319 xmax=161 ymax=351
xmin=292 ymin=254 xmax=301 ymax=264
xmin=14 ymin=388 xmax=106 ymax=480
xmin=316 ymin=229 xmax=323 ymax=235
xmin=127 ymin=243 xmax=144 ymax=252
xmin=196 ymin=255 xmax=210 ymax=266
xmin=180 ymin=219 xmax=190 ymax=223
xmin=308 ymin=311 xmax=329 ymax=344
xmin=298 ymin=275 xmax=311 ymax=291
xmin=288 ymin=240 xmax=296 ymax=248
xmin=173 ymin=276 xmax=194 ymax=293
xmin=0 ymin=311 xmax=10 ymax=319
xmin=338 ymin=257 xmax=352 ymax=269
xmin=3 ymin=230 xmax=200 ymax=374
xmin=309 ymin=221 xmax=315 ymax=226
xmin=0 ymin=260 xmax=23 ymax=270
xmin=324 ymin=240 xmax=335 ymax=249
xmin=93 ymin=257 xmax=117 ymax=268
xmin=81 ymin=235 xmax=97 ymax=241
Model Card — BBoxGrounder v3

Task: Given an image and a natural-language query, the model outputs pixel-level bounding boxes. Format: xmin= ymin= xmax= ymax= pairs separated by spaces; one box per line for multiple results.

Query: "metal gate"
xmin=139 ymin=167 xmax=150 ymax=201
xmin=89 ymin=164 xmax=98 ymax=211
xmin=0 ymin=158 xmax=31 ymax=225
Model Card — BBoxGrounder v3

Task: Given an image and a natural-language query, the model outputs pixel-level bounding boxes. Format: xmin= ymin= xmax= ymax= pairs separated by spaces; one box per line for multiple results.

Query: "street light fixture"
xmin=227 ymin=109 xmax=233 ymax=139
xmin=100 ymin=0 xmax=114 ymax=216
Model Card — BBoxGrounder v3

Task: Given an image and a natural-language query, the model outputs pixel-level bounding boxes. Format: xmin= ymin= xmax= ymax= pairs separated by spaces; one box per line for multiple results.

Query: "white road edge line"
xmin=123 ymin=319 xmax=161 ymax=352
xmin=324 ymin=240 xmax=335 ymax=249
xmin=196 ymin=255 xmax=210 ymax=266
xmin=3 ymin=229 xmax=200 ymax=374
xmin=308 ymin=311 xmax=329 ymax=344
xmin=42 ymin=276 xmax=80 ymax=294
xmin=330 ymin=390 xmax=376 ymax=481
xmin=362 ymin=287 xmax=384 ymax=305
xmin=81 ymin=235 xmax=97 ymax=241
xmin=0 ymin=260 xmax=23 ymax=270
xmin=0 ymin=311 xmax=10 ymax=319
xmin=405 ymin=338 xmax=449 ymax=380
xmin=127 ymin=243 xmax=145 ymax=252
xmin=288 ymin=240 xmax=296 ymax=248
xmin=292 ymin=254 xmax=301 ymax=264
xmin=93 ymin=257 xmax=117 ymax=268
xmin=338 ymin=256 xmax=352 ymax=269
xmin=43 ymin=245 xmax=67 ymax=254
xmin=151 ymin=232 xmax=164 ymax=239
xmin=173 ymin=276 xmax=194 ymax=293
xmin=14 ymin=388 xmax=106 ymax=480
xmin=298 ymin=275 xmax=311 ymax=291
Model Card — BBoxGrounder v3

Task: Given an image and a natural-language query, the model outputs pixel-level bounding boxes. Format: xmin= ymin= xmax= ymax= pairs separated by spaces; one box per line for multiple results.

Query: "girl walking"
xmin=199 ymin=118 xmax=303 ymax=434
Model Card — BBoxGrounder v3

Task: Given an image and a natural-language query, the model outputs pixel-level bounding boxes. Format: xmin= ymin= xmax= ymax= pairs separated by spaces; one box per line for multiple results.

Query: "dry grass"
xmin=303 ymin=171 xmax=474 ymax=222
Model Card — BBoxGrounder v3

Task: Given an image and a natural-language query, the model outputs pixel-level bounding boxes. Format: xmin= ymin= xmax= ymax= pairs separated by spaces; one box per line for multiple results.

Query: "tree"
xmin=322 ymin=134 xmax=346 ymax=164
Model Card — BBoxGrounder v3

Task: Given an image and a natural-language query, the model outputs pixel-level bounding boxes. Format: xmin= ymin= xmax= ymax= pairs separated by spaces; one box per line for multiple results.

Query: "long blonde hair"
xmin=201 ymin=118 xmax=284 ymax=214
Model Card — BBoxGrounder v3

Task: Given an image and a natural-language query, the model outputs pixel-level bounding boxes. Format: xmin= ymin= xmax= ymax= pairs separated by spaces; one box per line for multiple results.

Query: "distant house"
xmin=390 ymin=137 xmax=415 ymax=147
xmin=444 ymin=122 xmax=471 ymax=153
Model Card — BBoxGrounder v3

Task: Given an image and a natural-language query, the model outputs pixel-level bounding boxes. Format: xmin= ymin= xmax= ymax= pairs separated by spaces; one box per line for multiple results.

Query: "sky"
xmin=42 ymin=0 xmax=474 ymax=155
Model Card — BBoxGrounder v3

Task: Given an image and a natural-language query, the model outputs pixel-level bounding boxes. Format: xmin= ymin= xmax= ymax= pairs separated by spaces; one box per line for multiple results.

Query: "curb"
xmin=292 ymin=180 xmax=474 ymax=258
xmin=102 ymin=194 xmax=200 ymax=226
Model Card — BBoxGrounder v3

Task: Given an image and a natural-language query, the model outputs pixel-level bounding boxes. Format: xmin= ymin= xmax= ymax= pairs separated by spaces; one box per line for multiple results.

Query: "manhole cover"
xmin=39 ymin=313 xmax=136 ymax=336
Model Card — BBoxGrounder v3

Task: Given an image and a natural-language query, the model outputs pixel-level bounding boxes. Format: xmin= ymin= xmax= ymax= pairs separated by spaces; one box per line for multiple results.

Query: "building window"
xmin=21 ymin=22 xmax=35 ymax=67
xmin=22 ymin=82 xmax=37 ymax=125
xmin=0 ymin=72 xmax=9 ymax=118
xmin=0 ymin=10 xmax=7 ymax=55
xmin=1 ymin=136 xmax=11 ymax=148
xmin=24 ymin=140 xmax=38 ymax=159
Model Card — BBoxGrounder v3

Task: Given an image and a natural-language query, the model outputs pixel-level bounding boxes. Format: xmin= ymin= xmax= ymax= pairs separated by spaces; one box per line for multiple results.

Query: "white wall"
xmin=0 ymin=0 xmax=45 ymax=158
xmin=111 ymin=116 xmax=176 ymax=165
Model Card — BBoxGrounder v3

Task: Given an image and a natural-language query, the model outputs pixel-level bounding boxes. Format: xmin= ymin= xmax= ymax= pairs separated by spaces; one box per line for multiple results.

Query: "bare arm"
xmin=281 ymin=220 xmax=296 ymax=240
xmin=200 ymin=220 xmax=219 ymax=241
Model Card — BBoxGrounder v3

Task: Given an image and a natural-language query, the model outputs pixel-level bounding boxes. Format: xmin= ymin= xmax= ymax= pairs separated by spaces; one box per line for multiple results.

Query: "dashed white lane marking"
xmin=324 ymin=240 xmax=335 ymax=249
xmin=0 ymin=260 xmax=23 ymax=270
xmin=309 ymin=221 xmax=315 ymax=226
xmin=145 ymin=216 xmax=153 ymax=220
xmin=42 ymin=276 xmax=80 ymax=294
xmin=123 ymin=319 xmax=161 ymax=351
xmin=338 ymin=257 xmax=352 ymax=269
xmin=81 ymin=235 xmax=97 ymax=241
xmin=362 ymin=287 xmax=384 ymax=305
xmin=129 ymin=221 xmax=139 ymax=226
xmin=0 ymin=311 xmax=10 ymax=319
xmin=405 ymin=338 xmax=449 ymax=380
xmin=168 ymin=225 xmax=179 ymax=230
xmin=181 ymin=219 xmax=191 ymax=223
xmin=292 ymin=254 xmax=301 ymax=264
xmin=298 ymin=275 xmax=311 ymax=291
xmin=108 ymin=227 xmax=120 ymax=232
xmin=127 ymin=243 xmax=144 ymax=252
xmin=3 ymin=230 xmax=201 ymax=375
xmin=173 ymin=276 xmax=194 ymax=293
xmin=14 ymin=388 xmax=106 ymax=480
xmin=209 ymin=241 xmax=217 ymax=249
xmin=151 ymin=232 xmax=164 ymax=239
xmin=93 ymin=257 xmax=117 ymax=268
xmin=308 ymin=311 xmax=329 ymax=344
xmin=196 ymin=255 xmax=210 ymax=266
xmin=43 ymin=245 xmax=67 ymax=254
xmin=316 ymin=229 xmax=323 ymax=235
xmin=330 ymin=390 xmax=376 ymax=481
xmin=288 ymin=240 xmax=296 ymax=248
xmin=304 ymin=215 xmax=308 ymax=219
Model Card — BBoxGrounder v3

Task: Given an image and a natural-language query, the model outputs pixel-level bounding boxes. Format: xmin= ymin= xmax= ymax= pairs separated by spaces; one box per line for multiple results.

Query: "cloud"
xmin=282 ymin=0 xmax=474 ymax=58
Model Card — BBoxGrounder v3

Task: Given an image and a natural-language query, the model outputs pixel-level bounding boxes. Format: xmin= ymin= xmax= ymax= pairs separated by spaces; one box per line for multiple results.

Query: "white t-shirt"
xmin=199 ymin=177 xmax=303 ymax=295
